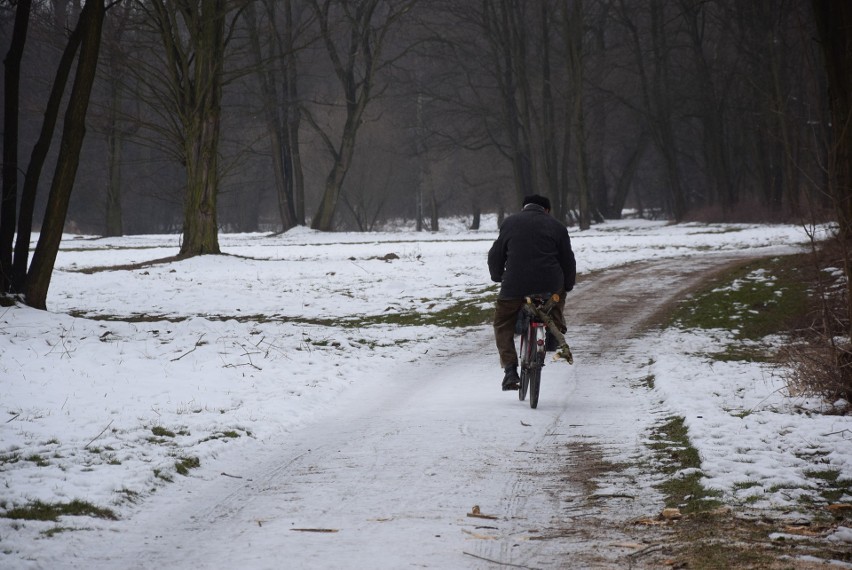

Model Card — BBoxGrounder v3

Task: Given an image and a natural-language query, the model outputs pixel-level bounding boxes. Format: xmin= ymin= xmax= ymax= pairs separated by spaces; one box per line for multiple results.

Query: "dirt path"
xmin=62 ymin=254 xmax=760 ymax=569
xmin=463 ymin=254 xmax=760 ymax=569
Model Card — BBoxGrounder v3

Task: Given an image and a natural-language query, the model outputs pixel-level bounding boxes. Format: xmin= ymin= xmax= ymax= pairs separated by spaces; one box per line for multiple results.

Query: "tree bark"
xmin=146 ymin=0 xmax=227 ymax=255
xmin=1 ymin=0 xmax=32 ymax=293
xmin=26 ymin=0 xmax=105 ymax=309
xmin=610 ymin=131 xmax=649 ymax=218
xmin=565 ymin=0 xmax=590 ymax=230
xmin=539 ymin=0 xmax=559 ymax=216
xmin=105 ymin=77 xmax=124 ymax=237
xmin=179 ymin=0 xmax=224 ymax=256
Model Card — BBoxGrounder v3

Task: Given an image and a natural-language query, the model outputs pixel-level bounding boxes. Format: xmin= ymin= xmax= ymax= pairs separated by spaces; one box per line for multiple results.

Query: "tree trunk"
xmin=245 ymin=0 xmax=297 ymax=232
xmin=618 ymin=0 xmax=687 ymax=221
xmin=566 ymin=0 xmax=590 ymax=230
xmin=610 ymin=132 xmax=649 ymax=217
xmin=768 ymin=22 xmax=798 ymax=214
xmin=26 ymin=0 xmax=105 ymax=309
xmin=105 ymin=76 xmax=123 ymax=237
xmin=312 ymin=121 xmax=359 ymax=230
xmin=429 ymin=184 xmax=439 ymax=232
xmin=1 ymin=0 xmax=31 ymax=293
xmin=681 ymin=0 xmax=733 ymax=213
xmin=283 ymin=0 xmax=305 ymax=226
xmin=539 ymin=1 xmax=559 ymax=214
xmin=484 ymin=1 xmax=535 ymax=204
xmin=178 ymin=0 xmax=224 ymax=256
xmin=471 ymin=204 xmax=481 ymax=230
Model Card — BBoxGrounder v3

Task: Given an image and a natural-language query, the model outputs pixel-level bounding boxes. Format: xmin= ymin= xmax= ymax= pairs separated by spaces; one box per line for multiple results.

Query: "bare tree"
xmin=244 ymin=0 xmax=309 ymax=231
xmin=98 ymin=0 xmax=140 ymax=237
xmin=306 ymin=0 xmax=416 ymax=231
xmin=613 ymin=0 xmax=687 ymax=221
xmin=564 ymin=0 xmax=591 ymax=229
xmin=136 ymin=0 xmax=244 ymax=256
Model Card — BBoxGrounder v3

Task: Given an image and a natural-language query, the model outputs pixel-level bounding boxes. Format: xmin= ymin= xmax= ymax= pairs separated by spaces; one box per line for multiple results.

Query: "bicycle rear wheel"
xmin=529 ymin=353 xmax=543 ymax=409
xmin=518 ymin=326 xmax=530 ymax=401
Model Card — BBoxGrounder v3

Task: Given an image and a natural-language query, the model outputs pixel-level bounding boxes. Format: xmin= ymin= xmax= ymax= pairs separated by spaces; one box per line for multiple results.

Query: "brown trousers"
xmin=493 ymin=292 xmax=566 ymax=368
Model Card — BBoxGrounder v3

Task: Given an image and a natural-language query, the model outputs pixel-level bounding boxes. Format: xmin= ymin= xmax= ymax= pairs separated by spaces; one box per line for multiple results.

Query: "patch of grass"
xmin=0 ymin=451 xmax=20 ymax=466
xmin=648 ymin=416 xmax=721 ymax=513
xmin=199 ymin=430 xmax=243 ymax=443
xmin=25 ymin=454 xmax=50 ymax=467
xmin=711 ymin=344 xmax=776 ymax=363
xmin=668 ymin=255 xmax=809 ymax=343
xmin=669 ymin=507 xmax=852 ymax=568
xmin=153 ymin=468 xmax=172 ymax=482
xmin=174 ymin=456 xmax=200 ymax=476
xmin=151 ymin=426 xmax=176 ymax=438
xmin=670 ymin=511 xmax=776 ymax=569
xmin=306 ymin=337 xmax=342 ymax=348
xmin=116 ymin=489 xmax=140 ymax=504
xmin=146 ymin=436 xmax=174 ymax=445
xmin=733 ymin=480 xmax=761 ymax=490
xmin=729 ymin=409 xmax=753 ymax=419
xmin=806 ymin=468 xmax=841 ymax=484
xmin=802 ymin=469 xmax=852 ymax=507
xmin=41 ymin=526 xmax=79 ymax=537
xmin=1 ymin=500 xmax=117 ymax=522
xmin=68 ymin=285 xmax=499 ymax=329
xmin=343 ymin=289 xmax=498 ymax=328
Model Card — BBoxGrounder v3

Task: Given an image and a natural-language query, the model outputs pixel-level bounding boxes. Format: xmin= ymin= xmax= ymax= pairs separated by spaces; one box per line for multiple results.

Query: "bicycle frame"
xmin=518 ymin=294 xmax=554 ymax=408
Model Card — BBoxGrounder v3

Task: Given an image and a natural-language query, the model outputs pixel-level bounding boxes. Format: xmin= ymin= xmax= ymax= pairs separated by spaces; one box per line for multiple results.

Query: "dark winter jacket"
xmin=488 ymin=204 xmax=576 ymax=299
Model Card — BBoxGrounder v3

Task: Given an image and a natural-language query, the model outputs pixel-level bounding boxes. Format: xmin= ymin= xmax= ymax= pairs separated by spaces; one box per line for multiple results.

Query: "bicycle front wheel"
xmin=528 ymin=353 xmax=544 ymax=409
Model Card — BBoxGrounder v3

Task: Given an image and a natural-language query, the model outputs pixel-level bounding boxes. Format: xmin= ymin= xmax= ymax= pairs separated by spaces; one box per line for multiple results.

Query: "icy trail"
xmin=54 ymin=254 xmax=755 ymax=569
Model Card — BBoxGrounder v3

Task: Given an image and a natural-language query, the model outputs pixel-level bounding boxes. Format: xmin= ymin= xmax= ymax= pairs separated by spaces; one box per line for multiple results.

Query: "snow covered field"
xmin=2 ymin=216 xmax=851 ymax=567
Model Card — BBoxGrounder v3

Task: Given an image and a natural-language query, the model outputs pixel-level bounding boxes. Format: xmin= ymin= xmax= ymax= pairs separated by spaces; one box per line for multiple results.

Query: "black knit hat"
xmin=522 ymin=194 xmax=551 ymax=211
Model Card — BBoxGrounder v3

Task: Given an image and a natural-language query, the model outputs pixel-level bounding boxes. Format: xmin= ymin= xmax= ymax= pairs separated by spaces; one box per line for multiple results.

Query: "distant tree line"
xmin=1 ymin=0 xmax=850 ymax=308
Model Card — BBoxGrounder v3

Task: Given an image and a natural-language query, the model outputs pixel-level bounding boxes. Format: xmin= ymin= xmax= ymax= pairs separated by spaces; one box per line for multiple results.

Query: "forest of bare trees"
xmin=0 ymin=0 xmax=843 ymax=251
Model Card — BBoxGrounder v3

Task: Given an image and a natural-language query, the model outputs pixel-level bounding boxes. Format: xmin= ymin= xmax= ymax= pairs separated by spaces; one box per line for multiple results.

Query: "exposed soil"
xmin=529 ymin=253 xmax=850 ymax=569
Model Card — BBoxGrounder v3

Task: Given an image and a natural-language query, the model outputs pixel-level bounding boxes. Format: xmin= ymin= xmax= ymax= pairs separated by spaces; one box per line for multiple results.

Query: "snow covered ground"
xmin=1 ymin=216 xmax=850 ymax=567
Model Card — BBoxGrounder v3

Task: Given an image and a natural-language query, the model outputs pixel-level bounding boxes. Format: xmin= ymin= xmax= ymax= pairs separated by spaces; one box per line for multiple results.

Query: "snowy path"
xmin=60 ymin=254 xmax=755 ymax=569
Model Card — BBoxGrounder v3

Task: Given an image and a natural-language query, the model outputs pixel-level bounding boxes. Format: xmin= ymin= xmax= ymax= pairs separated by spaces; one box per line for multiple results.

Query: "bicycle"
xmin=517 ymin=293 xmax=574 ymax=409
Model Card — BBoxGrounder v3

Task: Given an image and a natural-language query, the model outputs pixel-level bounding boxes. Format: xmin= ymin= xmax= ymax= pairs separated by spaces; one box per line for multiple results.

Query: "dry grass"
xmin=781 ymin=234 xmax=852 ymax=405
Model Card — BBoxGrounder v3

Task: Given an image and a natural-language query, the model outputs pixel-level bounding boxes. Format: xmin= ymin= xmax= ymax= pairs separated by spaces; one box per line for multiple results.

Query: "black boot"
xmin=502 ymin=366 xmax=520 ymax=391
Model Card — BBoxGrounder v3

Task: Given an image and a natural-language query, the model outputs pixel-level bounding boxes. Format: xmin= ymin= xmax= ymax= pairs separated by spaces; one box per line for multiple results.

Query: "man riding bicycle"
xmin=488 ymin=195 xmax=576 ymax=392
